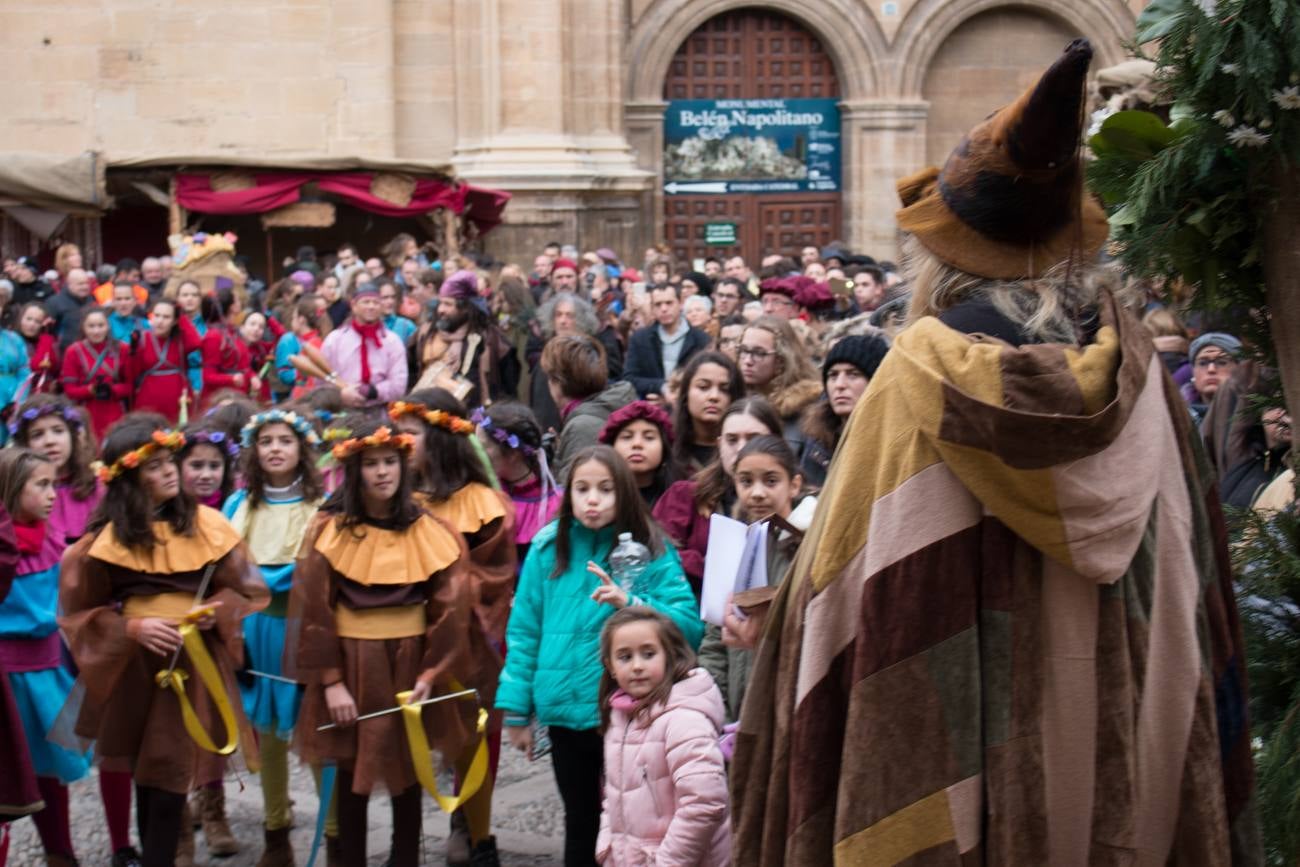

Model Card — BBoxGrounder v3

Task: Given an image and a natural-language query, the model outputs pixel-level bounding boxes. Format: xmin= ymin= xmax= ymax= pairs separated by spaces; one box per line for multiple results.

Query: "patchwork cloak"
xmin=731 ymin=295 xmax=1260 ymax=865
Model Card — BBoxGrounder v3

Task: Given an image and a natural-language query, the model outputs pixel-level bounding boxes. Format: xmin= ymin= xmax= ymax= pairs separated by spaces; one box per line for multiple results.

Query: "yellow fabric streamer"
xmin=398 ymin=687 xmax=489 ymax=814
xmin=154 ymin=615 xmax=239 ymax=756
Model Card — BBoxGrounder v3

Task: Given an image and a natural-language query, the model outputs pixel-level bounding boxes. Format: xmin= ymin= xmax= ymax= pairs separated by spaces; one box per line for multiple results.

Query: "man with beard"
xmin=414 ymin=269 xmax=520 ymax=406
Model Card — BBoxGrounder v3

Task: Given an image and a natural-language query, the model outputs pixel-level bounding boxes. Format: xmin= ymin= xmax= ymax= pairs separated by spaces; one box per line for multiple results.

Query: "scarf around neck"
xmin=351 ymin=320 xmax=384 ymax=384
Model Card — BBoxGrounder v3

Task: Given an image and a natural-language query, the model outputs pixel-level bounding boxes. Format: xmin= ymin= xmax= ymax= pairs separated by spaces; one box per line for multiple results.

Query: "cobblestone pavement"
xmin=8 ymin=745 xmax=564 ymax=865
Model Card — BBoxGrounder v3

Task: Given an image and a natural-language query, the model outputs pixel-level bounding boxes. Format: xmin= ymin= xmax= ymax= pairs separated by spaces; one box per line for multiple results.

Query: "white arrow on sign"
xmin=665 ymin=181 xmax=729 ymax=194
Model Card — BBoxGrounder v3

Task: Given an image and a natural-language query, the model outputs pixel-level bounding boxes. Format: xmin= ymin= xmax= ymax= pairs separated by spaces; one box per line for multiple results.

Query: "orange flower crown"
xmin=387 ymin=401 xmax=476 ymax=436
xmin=330 ymin=425 xmax=415 ymax=461
xmin=94 ymin=429 xmax=186 ymax=483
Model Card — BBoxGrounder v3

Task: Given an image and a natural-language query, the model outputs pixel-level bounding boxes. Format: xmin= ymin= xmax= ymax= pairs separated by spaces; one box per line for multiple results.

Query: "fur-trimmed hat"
xmin=597 ymin=400 xmax=674 ymax=446
xmin=895 ymin=38 xmax=1108 ymax=280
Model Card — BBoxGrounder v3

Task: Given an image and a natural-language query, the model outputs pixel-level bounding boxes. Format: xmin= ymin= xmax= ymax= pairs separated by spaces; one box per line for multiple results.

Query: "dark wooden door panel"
xmin=663 ymin=9 xmax=842 ymax=266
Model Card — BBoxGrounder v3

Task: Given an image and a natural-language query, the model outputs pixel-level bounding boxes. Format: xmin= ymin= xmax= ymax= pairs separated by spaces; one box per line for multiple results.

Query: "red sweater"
xmin=127 ymin=316 xmax=202 ymax=423
xmin=200 ymin=325 xmax=253 ymax=408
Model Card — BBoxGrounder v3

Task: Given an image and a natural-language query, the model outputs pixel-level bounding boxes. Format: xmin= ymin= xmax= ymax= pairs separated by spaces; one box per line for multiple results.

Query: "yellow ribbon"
xmin=153 ymin=609 xmax=239 ymax=756
xmin=397 ymin=685 xmax=489 ymax=814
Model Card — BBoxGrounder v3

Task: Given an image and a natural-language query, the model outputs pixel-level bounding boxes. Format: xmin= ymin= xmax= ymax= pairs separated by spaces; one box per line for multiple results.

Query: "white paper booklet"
xmin=700 ymin=514 xmax=770 ymax=626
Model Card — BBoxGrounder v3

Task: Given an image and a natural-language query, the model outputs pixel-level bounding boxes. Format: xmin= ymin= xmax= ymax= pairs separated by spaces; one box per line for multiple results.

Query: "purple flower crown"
xmin=186 ymin=429 xmax=240 ymax=459
xmin=9 ymin=404 xmax=82 ymax=437
xmin=470 ymin=408 xmax=535 ymax=456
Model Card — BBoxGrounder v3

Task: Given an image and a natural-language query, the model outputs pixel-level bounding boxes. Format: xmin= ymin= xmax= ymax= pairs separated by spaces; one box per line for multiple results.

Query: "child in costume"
xmin=472 ymin=402 xmax=562 ymax=562
xmin=14 ymin=301 xmax=60 ymax=397
xmin=273 ymin=298 xmax=327 ymax=401
xmin=0 ymin=449 xmax=91 ymax=867
xmin=199 ymin=289 xmax=257 ymax=411
xmin=61 ymin=309 xmax=130 ymax=439
xmin=497 ymin=445 xmax=703 ymax=867
xmin=127 ymin=298 xmax=203 ymax=425
xmin=173 ymin=280 xmax=206 ymax=400
xmin=0 ymin=501 xmax=40 ymax=866
xmin=596 ymin=607 xmax=730 ymax=866
xmin=290 ymin=418 xmax=478 ymax=867
xmin=177 ymin=425 xmax=240 ymax=510
xmin=390 ymin=390 xmax=517 ymax=865
xmin=11 ymin=395 xmax=103 ymax=547
xmin=0 ymin=325 xmax=30 ymax=446
xmin=172 ymin=422 xmax=243 ymax=860
xmin=58 ymin=416 xmax=268 ymax=867
xmin=9 ymin=397 xmax=143 ymax=864
xmin=225 ymin=409 xmax=325 ymax=866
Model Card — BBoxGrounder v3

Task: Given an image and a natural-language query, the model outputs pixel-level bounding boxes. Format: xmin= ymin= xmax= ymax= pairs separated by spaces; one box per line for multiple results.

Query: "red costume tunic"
xmin=127 ymin=315 xmax=202 ymax=424
xmin=200 ymin=325 xmax=253 ymax=410
xmin=61 ymin=338 xmax=130 ymax=439
xmin=20 ymin=333 xmax=59 ymax=397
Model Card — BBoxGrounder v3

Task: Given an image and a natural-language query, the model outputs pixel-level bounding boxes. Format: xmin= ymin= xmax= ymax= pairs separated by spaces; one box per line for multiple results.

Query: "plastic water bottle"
xmin=609 ymin=532 xmax=651 ymax=593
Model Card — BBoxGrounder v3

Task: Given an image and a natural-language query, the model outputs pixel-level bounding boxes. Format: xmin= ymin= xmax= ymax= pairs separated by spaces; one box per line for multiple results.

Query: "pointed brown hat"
xmin=896 ymin=38 xmax=1109 ymax=280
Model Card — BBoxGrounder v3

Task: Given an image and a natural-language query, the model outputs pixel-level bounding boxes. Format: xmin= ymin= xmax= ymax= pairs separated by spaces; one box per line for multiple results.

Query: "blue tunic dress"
xmin=187 ymin=313 xmax=208 ymax=396
xmin=0 ymin=526 xmax=90 ymax=782
xmin=224 ymin=484 xmax=320 ymax=739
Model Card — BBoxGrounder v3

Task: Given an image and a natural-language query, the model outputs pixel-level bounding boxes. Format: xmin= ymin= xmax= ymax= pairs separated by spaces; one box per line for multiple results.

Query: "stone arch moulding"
xmin=625 ymin=0 xmax=888 ymax=103
xmin=892 ymin=0 xmax=1136 ymax=98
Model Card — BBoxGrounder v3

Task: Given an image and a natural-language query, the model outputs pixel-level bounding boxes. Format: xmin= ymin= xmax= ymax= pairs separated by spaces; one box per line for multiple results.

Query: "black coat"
xmin=622 ymin=324 xmax=710 ymax=398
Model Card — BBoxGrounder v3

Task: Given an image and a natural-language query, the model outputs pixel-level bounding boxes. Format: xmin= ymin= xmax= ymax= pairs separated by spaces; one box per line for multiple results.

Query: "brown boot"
xmin=176 ymin=802 xmax=196 ymax=867
xmin=255 ymin=826 xmax=295 ymax=867
xmin=196 ymin=786 xmax=241 ymax=857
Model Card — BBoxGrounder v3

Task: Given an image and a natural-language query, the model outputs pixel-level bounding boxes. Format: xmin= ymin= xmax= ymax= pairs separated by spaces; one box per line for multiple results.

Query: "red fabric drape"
xmin=174 ymin=173 xmax=313 ymax=215
xmin=315 ymin=173 xmax=468 ymax=218
xmin=175 ymin=172 xmax=509 ymax=231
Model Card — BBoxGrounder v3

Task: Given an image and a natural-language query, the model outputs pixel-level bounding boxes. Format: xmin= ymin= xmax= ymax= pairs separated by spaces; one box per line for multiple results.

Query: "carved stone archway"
xmin=893 ymin=0 xmax=1135 ymax=97
xmin=625 ymin=0 xmax=891 ymax=258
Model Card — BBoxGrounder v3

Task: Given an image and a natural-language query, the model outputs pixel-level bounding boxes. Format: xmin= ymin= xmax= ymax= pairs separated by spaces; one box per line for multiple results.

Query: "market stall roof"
xmin=0 ymin=152 xmax=106 ymax=216
xmin=0 ymin=151 xmax=509 ymax=237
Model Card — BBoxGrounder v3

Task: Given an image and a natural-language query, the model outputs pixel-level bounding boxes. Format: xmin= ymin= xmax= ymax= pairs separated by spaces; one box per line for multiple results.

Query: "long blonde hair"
xmin=901 ymin=235 xmax=1134 ymax=345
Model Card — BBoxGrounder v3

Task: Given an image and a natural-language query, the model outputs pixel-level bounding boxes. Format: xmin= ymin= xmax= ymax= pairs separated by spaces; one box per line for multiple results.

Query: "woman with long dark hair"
xmin=670 ymin=350 xmax=744 ymax=474
xmin=289 ymin=418 xmax=477 ymax=867
xmin=59 ymin=415 xmax=268 ymax=867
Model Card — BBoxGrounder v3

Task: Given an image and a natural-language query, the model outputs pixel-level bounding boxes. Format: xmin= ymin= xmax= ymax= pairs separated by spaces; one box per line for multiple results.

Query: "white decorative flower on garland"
xmin=1273 ymin=86 xmax=1300 ymax=111
xmin=1226 ymin=125 xmax=1272 ymax=147
xmin=1212 ymin=110 xmax=1236 ymax=127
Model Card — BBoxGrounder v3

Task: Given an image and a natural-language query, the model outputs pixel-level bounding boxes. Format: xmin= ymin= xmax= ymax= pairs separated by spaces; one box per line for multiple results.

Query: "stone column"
xmin=451 ymin=0 xmax=653 ymax=264
xmin=840 ymin=99 xmax=930 ymax=261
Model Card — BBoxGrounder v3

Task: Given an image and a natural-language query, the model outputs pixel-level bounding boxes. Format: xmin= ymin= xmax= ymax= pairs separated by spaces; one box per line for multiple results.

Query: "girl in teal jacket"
xmin=498 ymin=444 xmax=702 ymax=867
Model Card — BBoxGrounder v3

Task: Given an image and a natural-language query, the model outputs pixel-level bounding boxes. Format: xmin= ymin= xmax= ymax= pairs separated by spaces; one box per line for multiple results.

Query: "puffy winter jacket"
xmin=496 ymin=521 xmax=704 ymax=731
xmin=597 ymin=669 xmax=731 ymax=866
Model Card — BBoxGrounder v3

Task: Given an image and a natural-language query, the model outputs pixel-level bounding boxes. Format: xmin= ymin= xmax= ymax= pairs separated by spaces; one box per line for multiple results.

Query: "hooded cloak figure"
xmin=730 ymin=39 xmax=1261 ymax=866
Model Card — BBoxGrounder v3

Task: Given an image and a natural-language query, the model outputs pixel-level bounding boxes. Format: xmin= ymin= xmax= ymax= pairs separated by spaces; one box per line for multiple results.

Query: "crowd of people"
xmin=0 ymin=38 xmax=1271 ymax=867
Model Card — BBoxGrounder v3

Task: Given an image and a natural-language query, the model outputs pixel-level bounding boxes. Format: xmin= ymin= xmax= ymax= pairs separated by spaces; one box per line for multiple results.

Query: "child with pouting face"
xmin=496 ymin=445 xmax=703 ymax=867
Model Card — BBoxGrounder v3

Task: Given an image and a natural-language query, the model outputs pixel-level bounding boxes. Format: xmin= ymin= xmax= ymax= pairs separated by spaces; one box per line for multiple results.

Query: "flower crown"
xmin=185 ymin=429 xmax=240 ymax=459
xmin=387 ymin=401 xmax=475 ymax=436
xmin=8 ymin=403 xmax=83 ymax=437
xmin=95 ymin=429 xmax=186 ymax=483
xmin=240 ymin=409 xmax=322 ymax=449
xmin=331 ymin=425 xmax=415 ymax=461
xmin=470 ymin=407 xmax=536 ymax=456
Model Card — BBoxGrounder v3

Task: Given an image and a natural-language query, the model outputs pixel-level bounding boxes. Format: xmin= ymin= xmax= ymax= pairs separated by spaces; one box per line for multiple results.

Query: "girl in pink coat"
xmin=597 ymin=607 xmax=730 ymax=866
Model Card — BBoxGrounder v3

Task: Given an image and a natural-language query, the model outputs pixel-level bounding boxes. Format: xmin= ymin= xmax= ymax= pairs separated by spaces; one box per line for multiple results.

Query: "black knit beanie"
xmin=822 ymin=333 xmax=891 ymax=384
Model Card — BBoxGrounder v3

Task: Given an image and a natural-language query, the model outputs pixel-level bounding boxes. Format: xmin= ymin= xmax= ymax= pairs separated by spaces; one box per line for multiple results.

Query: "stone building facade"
xmin=3 ymin=0 xmax=1144 ymax=267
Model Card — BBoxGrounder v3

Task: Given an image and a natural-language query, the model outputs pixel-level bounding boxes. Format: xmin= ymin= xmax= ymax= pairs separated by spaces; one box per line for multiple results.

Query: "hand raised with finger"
xmin=587 ymin=560 xmax=628 ymax=609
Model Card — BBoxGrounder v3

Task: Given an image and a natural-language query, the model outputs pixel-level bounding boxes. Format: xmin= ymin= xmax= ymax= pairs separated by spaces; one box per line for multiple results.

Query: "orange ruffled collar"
xmin=417 ymin=483 xmax=507 ymax=534
xmin=88 ymin=505 xmax=242 ymax=573
xmin=313 ymin=512 xmax=462 ymax=586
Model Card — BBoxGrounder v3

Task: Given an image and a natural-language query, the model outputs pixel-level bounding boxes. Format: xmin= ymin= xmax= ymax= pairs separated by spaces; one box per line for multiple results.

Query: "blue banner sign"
xmin=663 ymin=98 xmax=841 ymax=194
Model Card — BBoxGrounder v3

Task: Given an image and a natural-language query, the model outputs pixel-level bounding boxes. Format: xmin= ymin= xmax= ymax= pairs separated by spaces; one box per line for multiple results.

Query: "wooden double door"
xmin=663 ymin=8 xmax=842 ymax=267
